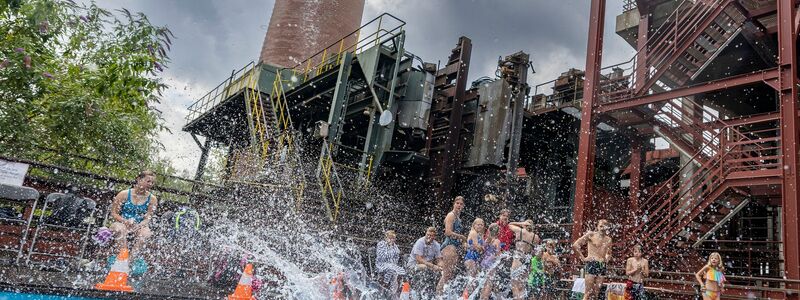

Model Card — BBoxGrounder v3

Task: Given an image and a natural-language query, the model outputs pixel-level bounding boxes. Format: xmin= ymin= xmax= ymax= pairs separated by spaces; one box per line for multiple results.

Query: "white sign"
xmin=0 ymin=159 xmax=29 ymax=186
xmin=571 ymin=278 xmax=586 ymax=293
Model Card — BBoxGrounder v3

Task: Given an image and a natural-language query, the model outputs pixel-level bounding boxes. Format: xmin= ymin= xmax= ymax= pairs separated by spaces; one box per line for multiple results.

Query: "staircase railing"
xmin=643 ymin=0 xmax=731 ymax=88
xmin=598 ymin=0 xmax=740 ymax=102
xmin=317 ymin=141 xmax=345 ymax=222
xmin=244 ymin=64 xmax=270 ymax=160
xmin=269 ymin=70 xmax=306 ymax=209
xmin=637 ymin=119 xmax=780 ymax=249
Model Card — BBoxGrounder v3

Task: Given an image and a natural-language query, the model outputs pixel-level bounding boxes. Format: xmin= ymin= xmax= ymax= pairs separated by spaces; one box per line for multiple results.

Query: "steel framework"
xmin=576 ymin=0 xmax=799 ymax=297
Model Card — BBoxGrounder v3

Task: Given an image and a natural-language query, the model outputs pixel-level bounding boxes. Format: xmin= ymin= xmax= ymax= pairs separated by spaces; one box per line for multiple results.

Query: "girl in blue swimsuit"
xmin=110 ymin=171 xmax=158 ymax=257
xmin=463 ymin=218 xmax=486 ymax=299
xmin=436 ymin=196 xmax=468 ymax=296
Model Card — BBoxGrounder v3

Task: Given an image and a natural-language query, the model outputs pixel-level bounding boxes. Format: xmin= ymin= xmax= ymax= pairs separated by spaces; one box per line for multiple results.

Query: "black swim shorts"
xmin=585 ymin=261 xmax=607 ymax=276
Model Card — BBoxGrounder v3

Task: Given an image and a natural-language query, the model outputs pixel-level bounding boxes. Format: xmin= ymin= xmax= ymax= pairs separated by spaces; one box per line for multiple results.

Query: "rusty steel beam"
xmin=634 ymin=13 xmax=649 ymax=91
xmin=427 ymin=37 xmax=472 ymax=214
xmin=704 ymin=111 xmax=780 ymax=128
xmin=629 ymin=139 xmax=643 ymax=216
xmin=573 ymin=0 xmax=605 ymax=242
xmin=777 ymin=0 xmax=800 ymax=296
xmin=597 ymin=68 xmax=780 ymax=113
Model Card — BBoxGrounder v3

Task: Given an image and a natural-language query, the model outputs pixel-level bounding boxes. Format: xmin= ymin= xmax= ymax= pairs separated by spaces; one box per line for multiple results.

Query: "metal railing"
xmin=623 ymin=0 xmax=637 ymax=11
xmin=598 ymin=0 xmax=744 ymax=103
xmin=185 ymin=62 xmax=259 ymax=122
xmin=287 ymin=13 xmax=405 ymax=84
xmin=527 ymin=77 xmax=584 ymax=113
xmin=637 ymin=117 xmax=781 ymax=249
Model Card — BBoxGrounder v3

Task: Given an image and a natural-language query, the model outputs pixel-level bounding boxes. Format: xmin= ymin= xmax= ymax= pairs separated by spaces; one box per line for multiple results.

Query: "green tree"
xmin=0 ymin=0 xmax=173 ymax=179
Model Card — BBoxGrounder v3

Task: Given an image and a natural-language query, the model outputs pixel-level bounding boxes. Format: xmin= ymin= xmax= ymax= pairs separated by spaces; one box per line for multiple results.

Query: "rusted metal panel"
xmin=465 ymin=80 xmax=512 ymax=167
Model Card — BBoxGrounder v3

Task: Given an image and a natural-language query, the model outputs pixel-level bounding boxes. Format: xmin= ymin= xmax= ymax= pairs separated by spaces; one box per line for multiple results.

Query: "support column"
xmin=777 ymin=0 xmax=800 ymax=296
xmin=192 ymin=134 xmax=211 ymax=192
xmin=573 ymin=0 xmax=605 ymax=241
xmin=629 ymin=140 xmax=643 ymax=214
xmin=628 ymin=139 xmax=644 ymax=247
xmin=633 ymin=11 xmax=649 ymax=90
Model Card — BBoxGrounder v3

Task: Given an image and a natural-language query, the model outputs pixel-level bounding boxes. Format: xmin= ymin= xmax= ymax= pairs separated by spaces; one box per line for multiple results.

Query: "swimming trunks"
xmin=585 ymin=260 xmax=607 ymax=276
xmin=626 ymin=280 xmax=645 ymax=300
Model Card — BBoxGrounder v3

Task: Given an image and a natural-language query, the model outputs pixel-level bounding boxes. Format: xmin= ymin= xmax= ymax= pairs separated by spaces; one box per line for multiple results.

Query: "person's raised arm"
xmin=605 ymin=237 xmax=613 ymax=262
xmin=572 ymin=233 xmax=590 ymax=262
xmin=508 ymin=222 xmax=524 ymax=235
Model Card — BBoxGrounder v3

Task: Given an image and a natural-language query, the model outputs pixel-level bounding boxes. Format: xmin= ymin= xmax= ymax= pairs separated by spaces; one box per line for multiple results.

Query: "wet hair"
xmin=707 ymin=252 xmax=725 ymax=271
xmin=136 ymin=170 xmax=156 ymax=181
xmin=484 ymin=194 xmax=497 ymax=202
xmin=472 ymin=218 xmax=485 ymax=230
xmin=452 ymin=196 xmax=464 ymax=210
xmin=499 ymin=209 xmax=511 ymax=217
xmin=426 ymin=226 xmax=436 ymax=234
xmin=487 ymin=223 xmax=500 ymax=238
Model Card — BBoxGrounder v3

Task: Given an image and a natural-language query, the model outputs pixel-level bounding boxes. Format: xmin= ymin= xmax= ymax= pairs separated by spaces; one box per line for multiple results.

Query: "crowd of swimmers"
xmin=373 ymin=196 xmax=729 ymax=300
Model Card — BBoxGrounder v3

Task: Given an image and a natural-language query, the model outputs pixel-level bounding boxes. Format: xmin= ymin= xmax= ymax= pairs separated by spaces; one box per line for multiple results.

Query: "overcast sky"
xmin=96 ymin=0 xmax=634 ymax=175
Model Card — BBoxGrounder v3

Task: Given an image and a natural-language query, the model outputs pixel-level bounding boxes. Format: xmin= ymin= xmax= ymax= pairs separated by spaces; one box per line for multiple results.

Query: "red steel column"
xmin=629 ymin=140 xmax=643 ymax=214
xmin=627 ymin=139 xmax=643 ymax=248
xmin=778 ymin=0 xmax=800 ymax=296
xmin=633 ymin=11 xmax=649 ymax=90
xmin=573 ymin=0 xmax=605 ymax=241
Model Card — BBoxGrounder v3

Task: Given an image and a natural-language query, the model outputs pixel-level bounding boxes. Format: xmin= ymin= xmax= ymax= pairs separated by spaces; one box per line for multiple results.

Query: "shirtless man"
xmin=572 ymin=219 xmax=612 ymax=300
xmin=509 ymin=219 xmax=540 ymax=300
xmin=625 ymin=245 xmax=649 ymax=300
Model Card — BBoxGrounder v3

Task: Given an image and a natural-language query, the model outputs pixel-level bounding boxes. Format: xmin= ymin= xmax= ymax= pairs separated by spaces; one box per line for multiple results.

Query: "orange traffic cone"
xmin=228 ymin=263 xmax=256 ymax=300
xmin=399 ymin=281 xmax=411 ymax=300
xmin=95 ymin=248 xmax=134 ymax=292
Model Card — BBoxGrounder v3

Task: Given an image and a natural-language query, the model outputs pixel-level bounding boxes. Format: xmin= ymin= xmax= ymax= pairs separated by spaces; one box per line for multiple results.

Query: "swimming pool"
xmin=0 ymin=292 xmax=103 ymax=300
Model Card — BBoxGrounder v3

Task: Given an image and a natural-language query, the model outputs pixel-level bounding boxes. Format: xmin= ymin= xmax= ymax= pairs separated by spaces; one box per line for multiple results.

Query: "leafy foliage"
xmin=0 ymin=0 xmax=174 ymax=179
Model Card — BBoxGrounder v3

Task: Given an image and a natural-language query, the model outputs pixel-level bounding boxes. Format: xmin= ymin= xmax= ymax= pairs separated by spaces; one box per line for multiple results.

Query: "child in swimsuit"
xmin=695 ymin=252 xmax=726 ymax=300
xmin=462 ymin=218 xmax=486 ymax=298
xmin=478 ymin=223 xmax=502 ymax=300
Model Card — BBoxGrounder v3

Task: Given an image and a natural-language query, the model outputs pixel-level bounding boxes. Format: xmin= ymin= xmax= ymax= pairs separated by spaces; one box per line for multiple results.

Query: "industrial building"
xmin=177 ymin=0 xmax=793 ymax=298
xmin=179 ymin=0 xmax=800 ymax=298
